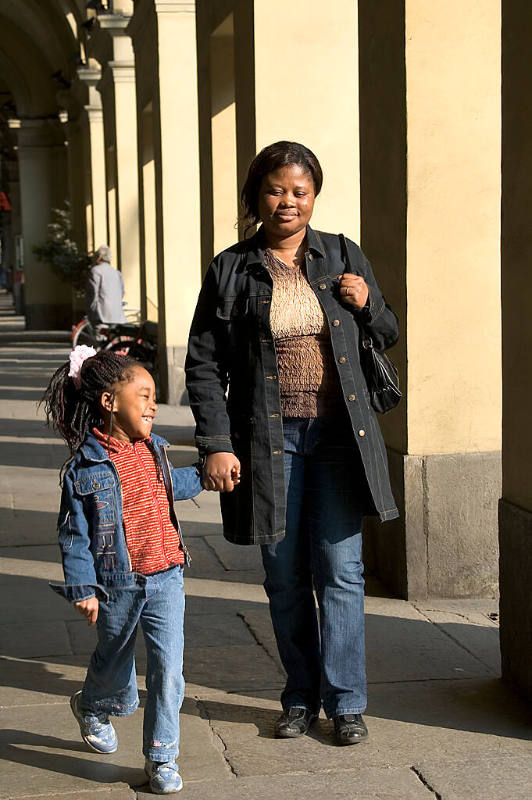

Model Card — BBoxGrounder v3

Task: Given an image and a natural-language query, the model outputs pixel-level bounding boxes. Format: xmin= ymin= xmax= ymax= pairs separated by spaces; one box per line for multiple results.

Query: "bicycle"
xmin=72 ymin=306 xmax=141 ymax=348
xmin=71 ymin=313 xmax=159 ymax=391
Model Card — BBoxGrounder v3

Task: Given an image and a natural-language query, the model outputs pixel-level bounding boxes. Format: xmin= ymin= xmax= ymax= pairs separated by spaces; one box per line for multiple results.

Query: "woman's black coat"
xmin=185 ymin=225 xmax=399 ymax=545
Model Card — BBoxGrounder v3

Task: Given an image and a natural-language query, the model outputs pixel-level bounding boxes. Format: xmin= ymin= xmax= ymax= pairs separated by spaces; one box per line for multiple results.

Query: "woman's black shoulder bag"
xmin=339 ymin=234 xmax=401 ymax=414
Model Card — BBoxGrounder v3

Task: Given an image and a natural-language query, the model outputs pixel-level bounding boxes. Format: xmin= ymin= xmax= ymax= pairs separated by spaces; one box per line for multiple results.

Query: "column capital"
xmin=7 ymin=118 xmax=66 ymax=148
xmin=77 ymin=65 xmax=102 ymax=88
xmin=109 ymin=62 xmax=136 ymax=84
xmin=98 ymin=14 xmax=132 ymax=36
xmin=84 ymin=105 xmax=104 ymax=124
xmin=154 ymin=1 xmax=195 ymax=12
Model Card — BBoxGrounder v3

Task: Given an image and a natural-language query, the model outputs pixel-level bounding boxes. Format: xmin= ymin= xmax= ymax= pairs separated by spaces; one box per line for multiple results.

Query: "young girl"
xmin=43 ymin=346 xmax=202 ymax=795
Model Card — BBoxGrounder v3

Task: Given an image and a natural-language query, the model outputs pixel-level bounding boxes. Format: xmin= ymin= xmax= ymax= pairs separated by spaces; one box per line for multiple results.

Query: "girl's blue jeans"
xmin=80 ymin=564 xmax=185 ymax=763
xmin=261 ymin=417 xmax=366 ymax=718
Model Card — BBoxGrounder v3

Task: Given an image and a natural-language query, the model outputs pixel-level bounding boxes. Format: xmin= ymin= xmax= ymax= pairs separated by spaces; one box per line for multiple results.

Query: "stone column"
xmin=77 ymin=66 xmax=107 ymax=252
xmin=359 ymin=0 xmax=502 ymax=598
xmin=129 ymin=0 xmax=201 ymax=403
xmin=9 ymin=119 xmax=72 ymax=329
xmin=499 ymin=0 xmax=532 ymax=700
xmin=97 ymin=12 xmax=141 ymax=310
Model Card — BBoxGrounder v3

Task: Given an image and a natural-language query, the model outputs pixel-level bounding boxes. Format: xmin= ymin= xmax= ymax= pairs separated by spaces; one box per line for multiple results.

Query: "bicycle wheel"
xmin=104 ymin=335 xmax=137 ymax=356
xmin=72 ymin=319 xmax=98 ymax=348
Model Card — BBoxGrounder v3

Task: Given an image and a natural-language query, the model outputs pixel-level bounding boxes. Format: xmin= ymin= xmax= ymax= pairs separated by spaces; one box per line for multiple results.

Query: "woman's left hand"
xmin=338 ymin=274 xmax=369 ymax=309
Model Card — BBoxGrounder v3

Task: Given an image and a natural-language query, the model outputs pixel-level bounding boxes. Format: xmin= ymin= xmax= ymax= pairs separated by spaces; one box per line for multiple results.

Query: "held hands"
xmin=74 ymin=597 xmax=99 ymax=626
xmin=203 ymin=453 xmax=241 ymax=492
xmin=338 ymin=274 xmax=369 ymax=309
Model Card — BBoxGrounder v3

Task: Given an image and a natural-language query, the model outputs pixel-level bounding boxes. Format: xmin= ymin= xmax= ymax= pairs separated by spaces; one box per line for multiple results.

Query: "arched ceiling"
xmin=0 ymin=0 xmax=89 ymax=118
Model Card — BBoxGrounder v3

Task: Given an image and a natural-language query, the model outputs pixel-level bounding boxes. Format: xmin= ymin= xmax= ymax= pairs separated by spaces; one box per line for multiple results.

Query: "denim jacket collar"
xmin=244 ymin=224 xmax=326 ymax=267
xmin=80 ymin=431 xmax=170 ymax=463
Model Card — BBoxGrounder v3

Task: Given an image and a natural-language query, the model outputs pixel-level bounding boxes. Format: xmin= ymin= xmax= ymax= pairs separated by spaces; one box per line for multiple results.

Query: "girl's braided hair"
xmin=42 ymin=351 xmax=143 ymax=481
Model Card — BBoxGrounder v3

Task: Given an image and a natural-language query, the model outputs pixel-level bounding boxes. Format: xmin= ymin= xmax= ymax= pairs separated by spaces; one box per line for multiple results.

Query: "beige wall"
xmin=253 ymin=0 xmax=360 ymax=240
xmin=210 ymin=16 xmax=238 ymax=255
xmin=405 ymin=0 xmax=502 ymax=456
xmin=199 ymin=0 xmax=360 ymax=252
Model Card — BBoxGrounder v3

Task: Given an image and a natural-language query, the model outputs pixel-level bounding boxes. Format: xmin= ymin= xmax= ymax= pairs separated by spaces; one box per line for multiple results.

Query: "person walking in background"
xmin=86 ymin=245 xmax=127 ymax=327
xmin=42 ymin=347 xmax=202 ymax=794
xmin=186 ymin=141 xmax=399 ymax=746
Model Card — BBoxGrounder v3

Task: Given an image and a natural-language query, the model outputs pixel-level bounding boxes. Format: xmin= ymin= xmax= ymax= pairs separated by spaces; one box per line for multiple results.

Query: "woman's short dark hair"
xmin=240 ymin=141 xmax=323 ymax=229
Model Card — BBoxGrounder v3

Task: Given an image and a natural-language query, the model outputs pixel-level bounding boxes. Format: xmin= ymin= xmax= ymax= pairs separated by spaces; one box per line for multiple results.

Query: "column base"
xmin=25 ymin=303 xmax=73 ymax=330
xmin=159 ymin=345 xmax=187 ymax=405
xmin=499 ymin=498 xmax=532 ymax=701
xmin=364 ymin=450 xmax=501 ymax=599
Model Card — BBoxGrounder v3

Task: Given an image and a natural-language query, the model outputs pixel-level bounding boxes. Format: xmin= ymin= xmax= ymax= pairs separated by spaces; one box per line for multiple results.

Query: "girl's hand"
xmin=339 ymin=274 xmax=369 ymax=309
xmin=74 ymin=597 xmax=99 ymax=626
xmin=204 ymin=453 xmax=241 ymax=492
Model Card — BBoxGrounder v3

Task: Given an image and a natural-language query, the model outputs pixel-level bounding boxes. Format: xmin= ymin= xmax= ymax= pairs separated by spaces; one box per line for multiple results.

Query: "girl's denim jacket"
xmin=50 ymin=432 xmax=202 ymax=603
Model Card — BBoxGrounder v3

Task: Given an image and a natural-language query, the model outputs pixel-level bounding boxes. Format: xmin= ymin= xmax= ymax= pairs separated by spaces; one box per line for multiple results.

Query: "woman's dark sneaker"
xmin=333 ymin=713 xmax=368 ymax=745
xmin=274 ymin=707 xmax=318 ymax=738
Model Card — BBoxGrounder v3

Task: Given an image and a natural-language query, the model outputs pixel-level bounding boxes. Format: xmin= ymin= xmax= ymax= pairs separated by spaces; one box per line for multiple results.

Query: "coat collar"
xmin=244 ymin=224 xmax=325 ymax=267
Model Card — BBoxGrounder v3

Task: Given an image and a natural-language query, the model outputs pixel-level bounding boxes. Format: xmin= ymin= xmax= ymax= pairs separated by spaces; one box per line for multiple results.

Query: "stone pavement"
xmin=0 ymin=332 xmax=531 ymax=798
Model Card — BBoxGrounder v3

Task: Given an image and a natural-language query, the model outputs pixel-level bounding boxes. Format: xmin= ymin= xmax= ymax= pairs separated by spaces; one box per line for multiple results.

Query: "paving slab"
xmin=184 ymin=613 xmax=257 ymax=649
xmin=0 ymin=696 xmax=227 ymax=797
xmin=184 ymin=577 xmax=267 ymax=606
xmin=414 ymin=754 xmax=532 ymax=800
xmin=184 ymin=644 xmax=284 ymax=693
xmin=0 ymin=441 xmax=66 ymax=470
xmin=0 ymin=575 xmax=79 ymax=624
xmin=364 ymin=598 xmax=495 ymax=682
xmin=411 ymin=604 xmax=501 ymax=675
xmin=195 ymin=679 xmax=532 ymax=779
xmin=137 ymin=766 xmax=431 ymax=800
xmin=0 ymin=621 xmax=71 ymax=659
xmin=0 ymin=507 xmax=58 ymax=548
xmin=0 ymin=703 xmax=145 ymax=799
xmin=204 ymin=535 xmax=264 ymax=572
xmin=0 ymin=546 xmax=63 ymax=581
xmin=0 ymin=655 xmax=88 ymax=708
xmin=13 ymin=790 xmax=135 ymax=800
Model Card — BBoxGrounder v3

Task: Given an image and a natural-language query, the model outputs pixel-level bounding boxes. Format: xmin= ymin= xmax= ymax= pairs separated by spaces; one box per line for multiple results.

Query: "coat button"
xmin=319 ymin=283 xmax=327 ymax=290
xmin=348 ymin=394 xmax=356 ymax=401
xmin=93 ymin=481 xmax=100 ymax=489
xmin=308 ymin=253 xmax=313 ymax=260
xmin=358 ymin=429 xmax=366 ymax=437
xmin=266 ymin=375 xmax=277 ymax=380
xmin=272 ymin=450 xmax=282 ymax=455
xmin=338 ymin=356 xmax=346 ymax=364
xmin=269 ymin=413 xmax=280 ymax=418
xmin=332 ymin=319 xmax=340 ymax=327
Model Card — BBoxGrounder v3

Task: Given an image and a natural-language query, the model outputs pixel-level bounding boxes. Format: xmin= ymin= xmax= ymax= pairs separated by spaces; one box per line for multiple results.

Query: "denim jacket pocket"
xmin=75 ymin=473 xmax=116 ymax=527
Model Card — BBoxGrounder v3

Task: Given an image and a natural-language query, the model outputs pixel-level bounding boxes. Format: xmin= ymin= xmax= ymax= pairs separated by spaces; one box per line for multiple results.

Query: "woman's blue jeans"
xmin=261 ymin=417 xmax=366 ymax=718
xmin=80 ymin=565 xmax=185 ymax=763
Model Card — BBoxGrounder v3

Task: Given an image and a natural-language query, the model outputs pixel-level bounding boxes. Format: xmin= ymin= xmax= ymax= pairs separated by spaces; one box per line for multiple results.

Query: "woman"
xmin=186 ymin=141 xmax=399 ymax=745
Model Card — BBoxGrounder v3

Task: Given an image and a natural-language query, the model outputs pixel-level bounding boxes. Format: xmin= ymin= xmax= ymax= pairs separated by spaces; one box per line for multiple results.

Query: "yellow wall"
xmin=253 ymin=0 xmax=360 ymax=240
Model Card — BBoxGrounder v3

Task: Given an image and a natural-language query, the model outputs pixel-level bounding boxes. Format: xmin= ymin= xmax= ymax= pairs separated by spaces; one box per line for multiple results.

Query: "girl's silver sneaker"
xmin=70 ymin=691 xmax=118 ymax=754
xmin=145 ymin=759 xmax=183 ymax=794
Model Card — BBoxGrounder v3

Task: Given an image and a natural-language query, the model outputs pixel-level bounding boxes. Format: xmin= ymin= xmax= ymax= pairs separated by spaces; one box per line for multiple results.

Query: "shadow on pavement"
xmin=0 ymin=730 xmax=145 ymax=787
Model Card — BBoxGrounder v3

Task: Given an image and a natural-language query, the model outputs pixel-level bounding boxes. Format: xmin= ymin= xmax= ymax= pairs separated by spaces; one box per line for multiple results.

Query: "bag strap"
xmin=338 ymin=233 xmax=360 ymax=276
xmin=339 ymin=234 xmax=372 ymax=347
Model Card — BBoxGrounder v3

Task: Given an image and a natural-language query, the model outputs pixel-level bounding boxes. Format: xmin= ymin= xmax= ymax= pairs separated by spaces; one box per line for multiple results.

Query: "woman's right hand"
xmin=203 ymin=453 xmax=241 ymax=492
